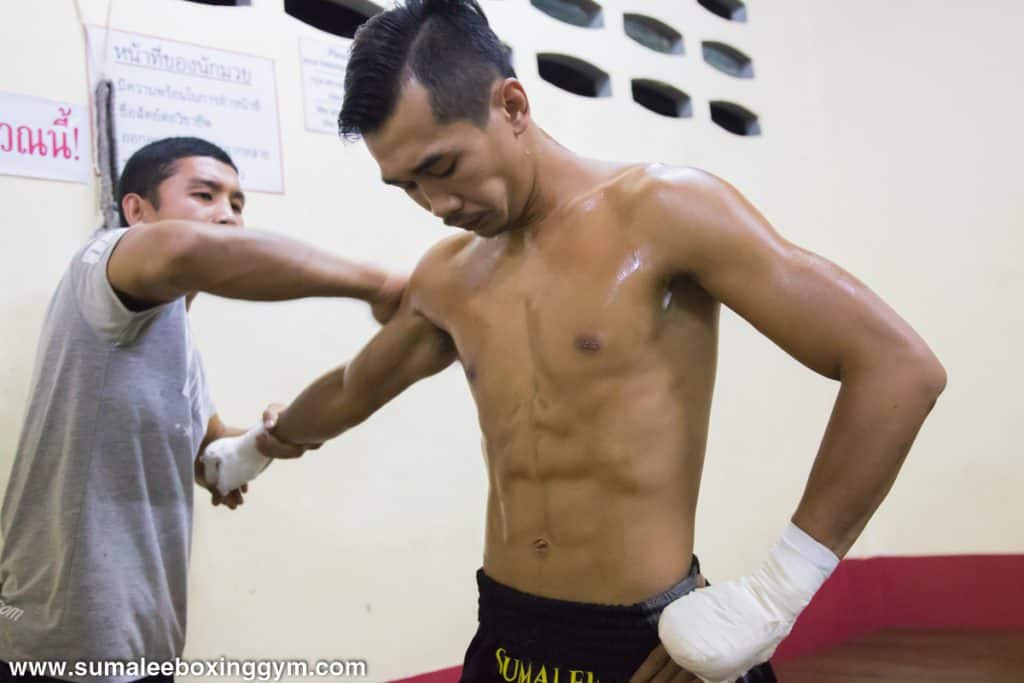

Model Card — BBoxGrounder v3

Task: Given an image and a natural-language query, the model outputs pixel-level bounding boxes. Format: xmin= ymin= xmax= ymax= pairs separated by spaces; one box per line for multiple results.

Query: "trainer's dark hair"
xmin=116 ymin=137 xmax=237 ymax=227
xmin=339 ymin=0 xmax=515 ymax=140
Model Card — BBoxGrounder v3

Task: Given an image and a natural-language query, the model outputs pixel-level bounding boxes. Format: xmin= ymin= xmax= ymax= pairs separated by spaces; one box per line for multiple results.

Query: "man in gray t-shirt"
xmin=0 ymin=137 xmax=404 ymax=683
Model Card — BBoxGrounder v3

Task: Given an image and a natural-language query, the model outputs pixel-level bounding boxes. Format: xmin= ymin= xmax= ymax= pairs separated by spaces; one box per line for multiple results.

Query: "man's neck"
xmin=515 ymin=131 xmax=583 ymax=232
xmin=515 ymin=131 xmax=628 ymax=236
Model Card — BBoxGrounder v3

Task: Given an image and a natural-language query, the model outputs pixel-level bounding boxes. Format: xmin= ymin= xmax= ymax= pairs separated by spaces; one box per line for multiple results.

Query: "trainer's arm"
xmin=651 ymin=168 xmax=946 ymax=556
xmin=107 ymin=220 xmax=394 ymax=306
xmin=269 ymin=300 xmax=458 ymax=447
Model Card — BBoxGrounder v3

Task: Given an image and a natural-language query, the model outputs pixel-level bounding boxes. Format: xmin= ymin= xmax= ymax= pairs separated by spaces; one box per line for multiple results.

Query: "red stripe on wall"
xmin=389 ymin=555 xmax=1024 ymax=682
xmin=772 ymin=554 xmax=1024 ymax=662
xmin=391 ymin=668 xmax=462 ymax=683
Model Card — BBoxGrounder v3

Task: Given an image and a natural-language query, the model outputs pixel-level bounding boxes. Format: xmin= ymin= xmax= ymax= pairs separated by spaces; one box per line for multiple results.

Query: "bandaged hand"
xmin=200 ymin=425 xmax=273 ymax=497
xmin=658 ymin=522 xmax=839 ymax=683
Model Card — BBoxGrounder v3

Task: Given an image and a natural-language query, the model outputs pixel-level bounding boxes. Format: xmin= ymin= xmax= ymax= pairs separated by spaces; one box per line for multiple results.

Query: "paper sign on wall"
xmin=85 ymin=26 xmax=284 ymax=193
xmin=0 ymin=92 xmax=92 ymax=184
xmin=299 ymin=36 xmax=350 ymax=136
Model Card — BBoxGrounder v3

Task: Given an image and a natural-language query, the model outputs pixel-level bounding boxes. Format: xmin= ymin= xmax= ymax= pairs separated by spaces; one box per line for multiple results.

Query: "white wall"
xmin=0 ymin=0 xmax=1021 ymax=680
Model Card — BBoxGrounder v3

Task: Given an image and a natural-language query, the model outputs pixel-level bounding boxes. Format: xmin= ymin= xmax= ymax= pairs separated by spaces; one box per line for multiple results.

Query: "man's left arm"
xmin=641 ymin=167 xmax=946 ymax=681
xmin=649 ymin=168 xmax=945 ymax=554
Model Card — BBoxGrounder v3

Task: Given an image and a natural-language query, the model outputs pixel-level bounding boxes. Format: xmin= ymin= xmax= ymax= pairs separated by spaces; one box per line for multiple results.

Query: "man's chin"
xmin=473 ymin=217 xmax=508 ymax=238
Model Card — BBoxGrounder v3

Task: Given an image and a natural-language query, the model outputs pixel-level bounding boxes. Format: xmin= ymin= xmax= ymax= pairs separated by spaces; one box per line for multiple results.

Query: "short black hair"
xmin=339 ymin=0 xmax=515 ymax=140
xmin=116 ymin=137 xmax=237 ymax=226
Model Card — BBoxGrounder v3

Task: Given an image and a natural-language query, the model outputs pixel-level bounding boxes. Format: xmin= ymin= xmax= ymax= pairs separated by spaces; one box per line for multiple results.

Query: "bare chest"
xmin=439 ymin=229 xmax=672 ymax=395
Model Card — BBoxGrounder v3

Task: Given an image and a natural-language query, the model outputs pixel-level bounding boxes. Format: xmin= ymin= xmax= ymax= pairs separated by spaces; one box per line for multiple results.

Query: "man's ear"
xmin=495 ymin=78 xmax=530 ymax=136
xmin=121 ymin=193 xmax=151 ymax=226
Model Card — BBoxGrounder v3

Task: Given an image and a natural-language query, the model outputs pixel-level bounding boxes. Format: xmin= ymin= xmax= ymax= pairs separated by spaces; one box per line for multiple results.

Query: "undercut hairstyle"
xmin=339 ymin=0 xmax=516 ymax=140
xmin=116 ymin=137 xmax=237 ymax=227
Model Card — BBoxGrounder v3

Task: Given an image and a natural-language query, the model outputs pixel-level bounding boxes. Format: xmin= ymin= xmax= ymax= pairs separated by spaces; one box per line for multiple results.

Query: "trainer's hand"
xmin=370 ymin=271 xmax=407 ymax=324
xmin=658 ymin=523 xmax=839 ymax=683
xmin=260 ymin=403 xmax=320 ymax=458
xmin=629 ymin=644 xmax=699 ymax=683
xmin=258 ymin=403 xmax=311 ymax=459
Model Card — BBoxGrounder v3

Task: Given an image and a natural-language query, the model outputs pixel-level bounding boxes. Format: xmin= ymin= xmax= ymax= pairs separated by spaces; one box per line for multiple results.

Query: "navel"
xmin=574 ymin=334 xmax=602 ymax=353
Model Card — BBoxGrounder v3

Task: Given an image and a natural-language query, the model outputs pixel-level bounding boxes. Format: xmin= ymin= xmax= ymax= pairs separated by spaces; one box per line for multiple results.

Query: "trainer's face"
xmin=125 ymin=156 xmax=246 ymax=227
xmin=366 ymin=78 xmax=526 ymax=237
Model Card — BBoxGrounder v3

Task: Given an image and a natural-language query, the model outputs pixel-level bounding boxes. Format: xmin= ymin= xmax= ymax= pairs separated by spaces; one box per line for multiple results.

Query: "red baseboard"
xmin=390 ymin=554 xmax=1024 ymax=682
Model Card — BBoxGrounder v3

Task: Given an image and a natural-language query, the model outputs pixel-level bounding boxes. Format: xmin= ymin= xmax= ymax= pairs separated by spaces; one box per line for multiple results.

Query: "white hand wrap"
xmin=659 ymin=523 xmax=839 ymax=683
xmin=199 ymin=425 xmax=273 ymax=496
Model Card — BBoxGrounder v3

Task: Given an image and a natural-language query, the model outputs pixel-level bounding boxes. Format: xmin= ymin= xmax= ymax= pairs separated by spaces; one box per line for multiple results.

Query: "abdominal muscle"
xmin=479 ymin=391 xmax=704 ymax=606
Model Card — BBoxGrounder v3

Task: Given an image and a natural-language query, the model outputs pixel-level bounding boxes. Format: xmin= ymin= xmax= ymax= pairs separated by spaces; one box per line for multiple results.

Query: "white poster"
xmin=0 ymin=92 xmax=92 ymax=184
xmin=85 ymin=26 xmax=284 ymax=193
xmin=299 ymin=36 xmax=350 ymax=136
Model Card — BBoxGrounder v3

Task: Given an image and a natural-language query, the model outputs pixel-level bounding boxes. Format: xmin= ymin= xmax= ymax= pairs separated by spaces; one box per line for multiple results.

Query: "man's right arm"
xmin=196 ymin=237 xmax=464 ymax=494
xmin=200 ymin=307 xmax=455 ymax=493
xmin=107 ymin=220 xmax=397 ymax=308
xmin=268 ymin=295 xmax=458 ymax=447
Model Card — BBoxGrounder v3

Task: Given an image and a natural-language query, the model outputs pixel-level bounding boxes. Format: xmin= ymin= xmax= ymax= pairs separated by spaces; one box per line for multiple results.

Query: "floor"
xmin=773 ymin=629 xmax=1024 ymax=682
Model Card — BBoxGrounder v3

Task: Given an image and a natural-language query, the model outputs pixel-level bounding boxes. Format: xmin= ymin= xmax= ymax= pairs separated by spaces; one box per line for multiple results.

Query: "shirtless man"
xmin=205 ymin=2 xmax=945 ymax=681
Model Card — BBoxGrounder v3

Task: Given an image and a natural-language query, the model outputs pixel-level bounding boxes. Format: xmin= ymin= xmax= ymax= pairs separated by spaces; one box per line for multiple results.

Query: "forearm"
xmin=270 ymin=293 xmax=456 ymax=448
xmin=793 ymin=358 xmax=945 ymax=557
xmin=168 ymin=221 xmax=388 ymax=301
xmin=271 ymin=364 xmax=378 ymax=446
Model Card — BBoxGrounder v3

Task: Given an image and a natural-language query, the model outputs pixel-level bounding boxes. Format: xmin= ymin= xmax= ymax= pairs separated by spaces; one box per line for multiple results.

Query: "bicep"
xmin=343 ymin=303 xmax=457 ymax=408
xmin=107 ymin=222 xmax=195 ymax=305
xmin=701 ymin=236 xmax=885 ymax=379
xmin=663 ymin=173 xmax=922 ymax=379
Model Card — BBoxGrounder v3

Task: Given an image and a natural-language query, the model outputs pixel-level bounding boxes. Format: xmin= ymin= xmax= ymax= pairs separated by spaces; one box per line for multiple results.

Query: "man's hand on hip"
xmin=630 ymin=644 xmax=700 ymax=683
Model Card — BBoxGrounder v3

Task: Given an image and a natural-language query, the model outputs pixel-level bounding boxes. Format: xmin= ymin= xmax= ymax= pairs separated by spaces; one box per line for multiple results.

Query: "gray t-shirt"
xmin=0 ymin=228 xmax=213 ymax=681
